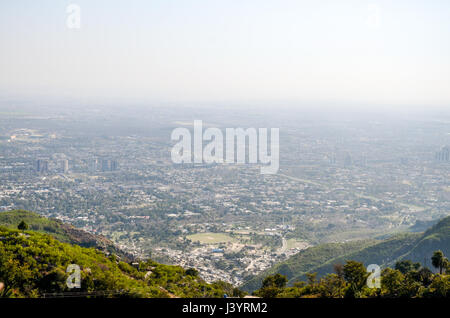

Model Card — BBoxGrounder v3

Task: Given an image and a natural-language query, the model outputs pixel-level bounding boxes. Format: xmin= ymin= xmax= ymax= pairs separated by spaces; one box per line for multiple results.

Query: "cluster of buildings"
xmin=436 ymin=146 xmax=450 ymax=162
xmin=1 ymin=111 xmax=449 ymax=286
xmin=33 ymin=158 xmax=120 ymax=174
xmin=34 ymin=159 xmax=69 ymax=173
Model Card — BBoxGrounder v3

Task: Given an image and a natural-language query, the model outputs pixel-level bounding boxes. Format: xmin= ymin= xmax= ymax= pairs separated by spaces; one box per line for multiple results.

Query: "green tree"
xmin=343 ymin=261 xmax=368 ymax=298
xmin=262 ymin=273 xmax=288 ymax=289
xmin=423 ymin=275 xmax=450 ymax=298
xmin=395 ymin=260 xmax=421 ymax=275
xmin=431 ymin=250 xmax=448 ymax=274
xmin=333 ymin=263 xmax=344 ymax=279
xmin=319 ymin=273 xmax=347 ymax=298
xmin=257 ymin=286 xmax=280 ymax=298
xmin=381 ymin=268 xmax=406 ymax=297
xmin=412 ymin=267 xmax=434 ymax=287
xmin=17 ymin=220 xmax=28 ymax=231
xmin=306 ymin=272 xmax=317 ymax=287
xmin=37 ymin=268 xmax=67 ymax=293
xmin=255 ymin=274 xmax=288 ymax=298
xmin=185 ymin=268 xmax=199 ymax=277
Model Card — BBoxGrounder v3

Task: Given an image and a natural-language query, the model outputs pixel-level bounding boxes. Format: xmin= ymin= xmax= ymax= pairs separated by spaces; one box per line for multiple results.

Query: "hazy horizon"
xmin=1 ymin=0 xmax=450 ymax=108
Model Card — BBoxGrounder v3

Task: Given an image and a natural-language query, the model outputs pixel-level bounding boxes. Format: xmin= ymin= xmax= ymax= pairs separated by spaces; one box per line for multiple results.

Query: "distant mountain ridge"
xmin=242 ymin=216 xmax=450 ymax=292
xmin=401 ymin=215 xmax=450 ymax=263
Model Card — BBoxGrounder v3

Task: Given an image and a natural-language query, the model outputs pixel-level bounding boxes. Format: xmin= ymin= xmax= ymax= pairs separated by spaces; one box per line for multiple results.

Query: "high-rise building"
xmin=101 ymin=159 xmax=119 ymax=172
xmin=110 ymin=160 xmax=118 ymax=171
xmin=101 ymin=159 xmax=111 ymax=172
xmin=436 ymin=146 xmax=450 ymax=162
xmin=360 ymin=155 xmax=367 ymax=167
xmin=35 ymin=159 xmax=48 ymax=173
xmin=328 ymin=153 xmax=336 ymax=164
xmin=61 ymin=159 xmax=69 ymax=173
xmin=343 ymin=153 xmax=352 ymax=167
xmin=89 ymin=159 xmax=98 ymax=172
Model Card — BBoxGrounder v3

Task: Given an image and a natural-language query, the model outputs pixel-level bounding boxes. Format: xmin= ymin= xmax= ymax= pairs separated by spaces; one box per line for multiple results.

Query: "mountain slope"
xmin=288 ymin=232 xmax=421 ymax=284
xmin=399 ymin=216 xmax=450 ymax=264
xmin=0 ymin=210 xmax=130 ymax=260
xmin=0 ymin=225 xmax=234 ymax=298
xmin=241 ymin=239 xmax=376 ymax=292
xmin=242 ymin=216 xmax=450 ymax=292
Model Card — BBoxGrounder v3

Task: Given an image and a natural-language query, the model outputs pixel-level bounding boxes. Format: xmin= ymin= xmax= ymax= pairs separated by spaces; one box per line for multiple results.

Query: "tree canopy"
xmin=255 ymin=252 xmax=450 ymax=298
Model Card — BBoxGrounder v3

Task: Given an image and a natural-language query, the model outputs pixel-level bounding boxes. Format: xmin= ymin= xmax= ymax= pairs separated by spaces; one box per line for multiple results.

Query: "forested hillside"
xmin=243 ymin=216 xmax=450 ymax=292
xmin=0 ymin=211 xmax=241 ymax=298
xmin=242 ymin=239 xmax=377 ymax=292
xmin=0 ymin=210 xmax=128 ymax=258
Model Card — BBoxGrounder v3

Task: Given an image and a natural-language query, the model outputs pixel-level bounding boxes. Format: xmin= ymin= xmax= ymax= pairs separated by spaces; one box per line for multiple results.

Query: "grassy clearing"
xmin=186 ymin=232 xmax=236 ymax=244
xmin=286 ymin=238 xmax=308 ymax=249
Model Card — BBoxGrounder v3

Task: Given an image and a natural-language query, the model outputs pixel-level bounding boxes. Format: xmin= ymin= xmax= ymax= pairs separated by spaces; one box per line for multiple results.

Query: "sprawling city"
xmin=1 ymin=104 xmax=448 ymax=286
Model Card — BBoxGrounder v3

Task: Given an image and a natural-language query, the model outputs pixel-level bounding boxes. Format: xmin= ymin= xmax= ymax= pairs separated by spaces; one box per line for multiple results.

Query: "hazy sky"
xmin=1 ymin=0 xmax=450 ymax=107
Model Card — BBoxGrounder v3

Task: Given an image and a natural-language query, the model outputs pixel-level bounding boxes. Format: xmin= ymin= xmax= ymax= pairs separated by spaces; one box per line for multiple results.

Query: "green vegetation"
xmin=431 ymin=250 xmax=449 ymax=275
xmin=241 ymin=239 xmax=376 ymax=292
xmin=186 ymin=232 xmax=236 ymax=244
xmin=0 ymin=210 xmax=65 ymax=238
xmin=0 ymin=210 xmax=129 ymax=259
xmin=297 ymin=233 xmax=421 ymax=282
xmin=2 ymin=210 xmax=449 ymax=299
xmin=0 ymin=211 xmax=237 ymax=298
xmin=286 ymin=238 xmax=307 ymax=249
xmin=254 ymin=254 xmax=450 ymax=298
xmin=401 ymin=216 xmax=450 ymax=263
xmin=17 ymin=220 xmax=28 ymax=231
xmin=243 ymin=216 xmax=450 ymax=292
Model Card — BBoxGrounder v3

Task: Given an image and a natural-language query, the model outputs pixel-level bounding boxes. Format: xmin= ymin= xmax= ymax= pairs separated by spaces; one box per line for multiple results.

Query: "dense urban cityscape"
xmin=1 ymin=104 xmax=449 ymax=285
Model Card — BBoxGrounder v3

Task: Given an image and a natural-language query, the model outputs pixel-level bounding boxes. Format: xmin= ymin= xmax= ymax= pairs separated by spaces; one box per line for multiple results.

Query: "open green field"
xmin=187 ymin=232 xmax=236 ymax=244
xmin=286 ymin=238 xmax=308 ymax=249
